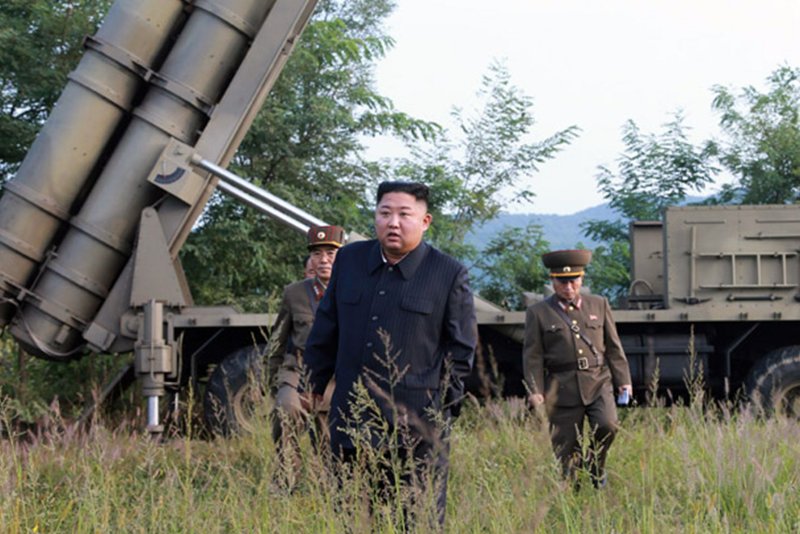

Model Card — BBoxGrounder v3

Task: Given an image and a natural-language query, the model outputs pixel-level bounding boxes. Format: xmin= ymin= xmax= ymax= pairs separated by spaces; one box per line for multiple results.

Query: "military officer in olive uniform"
xmin=523 ymin=249 xmax=632 ymax=488
xmin=267 ymin=224 xmax=344 ymax=448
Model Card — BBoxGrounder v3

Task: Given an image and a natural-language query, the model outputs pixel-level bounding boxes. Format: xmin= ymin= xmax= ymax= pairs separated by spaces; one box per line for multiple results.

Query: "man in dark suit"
xmin=267 ymin=225 xmax=343 ymax=450
xmin=523 ymin=249 xmax=632 ymax=488
xmin=304 ymin=181 xmax=477 ymax=526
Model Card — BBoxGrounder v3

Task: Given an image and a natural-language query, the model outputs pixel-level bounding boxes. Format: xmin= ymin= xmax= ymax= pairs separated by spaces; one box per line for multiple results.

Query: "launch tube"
xmin=11 ymin=0 xmax=277 ymax=359
xmin=0 ymin=0 xmax=185 ymax=327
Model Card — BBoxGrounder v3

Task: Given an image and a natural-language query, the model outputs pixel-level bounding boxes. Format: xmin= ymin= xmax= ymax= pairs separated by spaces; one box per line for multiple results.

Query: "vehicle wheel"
xmin=744 ymin=345 xmax=800 ymax=418
xmin=203 ymin=344 xmax=268 ymax=436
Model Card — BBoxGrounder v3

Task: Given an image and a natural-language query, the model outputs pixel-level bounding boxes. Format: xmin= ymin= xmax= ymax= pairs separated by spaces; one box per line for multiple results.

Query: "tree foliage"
xmin=0 ymin=0 xmax=111 ymax=180
xmin=473 ymin=223 xmax=550 ymax=310
xmin=582 ymin=113 xmax=717 ymax=301
xmin=393 ymin=61 xmax=580 ymax=260
xmin=707 ymin=65 xmax=800 ymax=204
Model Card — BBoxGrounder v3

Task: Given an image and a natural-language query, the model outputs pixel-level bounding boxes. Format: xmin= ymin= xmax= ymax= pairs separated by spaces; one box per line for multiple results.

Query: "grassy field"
xmin=2 ymin=391 xmax=799 ymax=533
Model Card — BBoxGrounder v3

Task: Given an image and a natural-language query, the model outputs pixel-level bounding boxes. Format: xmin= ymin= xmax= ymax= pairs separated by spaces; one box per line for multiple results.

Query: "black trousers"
xmin=337 ymin=429 xmax=450 ymax=528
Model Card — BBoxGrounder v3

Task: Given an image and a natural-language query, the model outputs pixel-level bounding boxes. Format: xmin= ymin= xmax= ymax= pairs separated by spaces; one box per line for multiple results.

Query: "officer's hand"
xmin=306 ymin=392 xmax=324 ymax=412
xmin=618 ymin=385 xmax=633 ymax=396
xmin=527 ymin=393 xmax=545 ymax=408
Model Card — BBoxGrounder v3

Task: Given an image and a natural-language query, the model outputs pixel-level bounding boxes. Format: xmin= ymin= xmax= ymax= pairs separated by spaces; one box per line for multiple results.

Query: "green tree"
xmin=707 ymin=65 xmax=800 ymax=204
xmin=180 ymin=0 xmax=438 ymax=309
xmin=0 ymin=0 xmax=111 ymax=180
xmin=583 ymin=113 xmax=717 ymax=301
xmin=473 ymin=223 xmax=550 ymax=310
xmin=393 ymin=61 xmax=580 ymax=261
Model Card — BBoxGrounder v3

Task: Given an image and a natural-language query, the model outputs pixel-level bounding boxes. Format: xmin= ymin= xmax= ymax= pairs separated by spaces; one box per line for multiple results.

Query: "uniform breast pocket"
xmin=400 ymin=295 xmax=434 ymax=315
xmin=544 ymin=324 xmax=564 ymax=336
xmin=584 ymin=321 xmax=604 ymax=351
xmin=293 ymin=313 xmax=313 ymax=328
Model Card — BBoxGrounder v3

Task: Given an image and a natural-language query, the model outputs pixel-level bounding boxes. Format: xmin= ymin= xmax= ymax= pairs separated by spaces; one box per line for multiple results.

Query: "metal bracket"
xmin=146 ymin=139 xmax=206 ymax=206
xmin=130 ymin=208 xmax=189 ymax=308
xmin=726 ymin=294 xmax=783 ymax=302
xmin=674 ymin=296 xmax=711 ymax=305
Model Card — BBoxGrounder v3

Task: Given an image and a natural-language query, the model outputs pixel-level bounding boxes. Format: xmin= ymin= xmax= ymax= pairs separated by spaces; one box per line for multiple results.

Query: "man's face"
xmin=375 ymin=192 xmax=432 ymax=259
xmin=552 ymin=275 xmax=583 ymax=302
xmin=309 ymin=245 xmax=338 ymax=282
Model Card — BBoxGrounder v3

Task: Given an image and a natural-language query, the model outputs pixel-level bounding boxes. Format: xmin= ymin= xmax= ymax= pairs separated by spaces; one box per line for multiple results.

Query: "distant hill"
xmin=466 ymin=203 xmax=622 ymax=251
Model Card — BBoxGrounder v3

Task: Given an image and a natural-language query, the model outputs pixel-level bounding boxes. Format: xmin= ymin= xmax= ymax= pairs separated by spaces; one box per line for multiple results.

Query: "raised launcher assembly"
xmin=0 ymin=0 xmax=320 ymax=433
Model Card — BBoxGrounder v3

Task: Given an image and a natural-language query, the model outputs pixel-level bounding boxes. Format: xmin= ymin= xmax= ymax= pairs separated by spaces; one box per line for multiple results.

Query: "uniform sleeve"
xmin=522 ymin=306 xmax=545 ymax=396
xmin=603 ymin=297 xmax=632 ymax=387
xmin=443 ymin=266 xmax=477 ymax=381
xmin=265 ymin=288 xmax=292 ymax=391
xmin=304 ymin=260 xmax=341 ymax=395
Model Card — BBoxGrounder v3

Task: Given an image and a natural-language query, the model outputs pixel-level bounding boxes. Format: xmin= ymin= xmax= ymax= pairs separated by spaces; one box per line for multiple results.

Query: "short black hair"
xmin=376 ymin=181 xmax=429 ymax=207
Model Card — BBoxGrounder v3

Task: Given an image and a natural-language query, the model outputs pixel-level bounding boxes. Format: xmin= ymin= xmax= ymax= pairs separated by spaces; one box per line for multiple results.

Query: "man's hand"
xmin=527 ymin=393 xmax=545 ymax=408
xmin=616 ymin=384 xmax=633 ymax=406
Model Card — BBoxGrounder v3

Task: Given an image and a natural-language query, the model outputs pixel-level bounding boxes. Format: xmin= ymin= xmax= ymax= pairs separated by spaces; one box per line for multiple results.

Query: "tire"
xmin=203 ymin=344 xmax=268 ymax=436
xmin=744 ymin=345 xmax=800 ymax=418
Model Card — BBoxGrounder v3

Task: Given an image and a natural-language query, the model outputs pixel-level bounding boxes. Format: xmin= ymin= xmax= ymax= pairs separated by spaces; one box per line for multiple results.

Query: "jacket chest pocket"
xmin=400 ymin=295 xmax=434 ymax=315
xmin=584 ymin=321 xmax=603 ymax=351
xmin=544 ymin=324 xmax=564 ymax=336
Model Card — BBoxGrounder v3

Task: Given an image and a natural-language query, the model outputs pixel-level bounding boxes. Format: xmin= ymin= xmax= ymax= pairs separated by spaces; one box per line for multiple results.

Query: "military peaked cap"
xmin=542 ymin=249 xmax=592 ymax=278
xmin=307 ymin=225 xmax=345 ymax=249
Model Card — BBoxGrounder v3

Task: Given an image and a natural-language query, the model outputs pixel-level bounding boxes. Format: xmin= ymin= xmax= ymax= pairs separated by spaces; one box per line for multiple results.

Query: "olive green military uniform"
xmin=267 ymin=223 xmax=345 ymax=449
xmin=523 ymin=250 xmax=631 ymax=486
xmin=267 ymin=277 xmax=335 ymax=444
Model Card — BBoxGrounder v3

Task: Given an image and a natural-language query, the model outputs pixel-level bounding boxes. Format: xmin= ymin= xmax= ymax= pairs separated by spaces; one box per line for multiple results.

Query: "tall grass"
xmin=2 ymin=391 xmax=799 ymax=533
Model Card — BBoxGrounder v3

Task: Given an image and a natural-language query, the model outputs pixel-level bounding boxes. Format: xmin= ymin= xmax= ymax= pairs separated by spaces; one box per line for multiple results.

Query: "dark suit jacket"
xmin=523 ymin=294 xmax=631 ymax=407
xmin=304 ymin=239 xmax=477 ymax=452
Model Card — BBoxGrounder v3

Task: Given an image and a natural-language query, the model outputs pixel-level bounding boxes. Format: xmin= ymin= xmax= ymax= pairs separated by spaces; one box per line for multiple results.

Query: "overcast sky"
xmin=370 ymin=0 xmax=800 ymax=214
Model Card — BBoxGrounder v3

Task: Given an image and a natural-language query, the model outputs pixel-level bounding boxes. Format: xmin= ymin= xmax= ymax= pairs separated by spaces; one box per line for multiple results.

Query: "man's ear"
xmin=422 ymin=212 xmax=432 ymax=231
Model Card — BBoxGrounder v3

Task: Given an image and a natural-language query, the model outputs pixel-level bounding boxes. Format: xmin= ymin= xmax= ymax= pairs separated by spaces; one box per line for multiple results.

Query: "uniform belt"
xmin=547 ymin=355 xmax=605 ymax=374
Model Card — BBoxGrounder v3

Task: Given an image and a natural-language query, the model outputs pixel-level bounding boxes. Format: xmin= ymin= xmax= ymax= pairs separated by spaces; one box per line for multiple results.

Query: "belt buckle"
xmin=577 ymin=357 xmax=589 ymax=370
